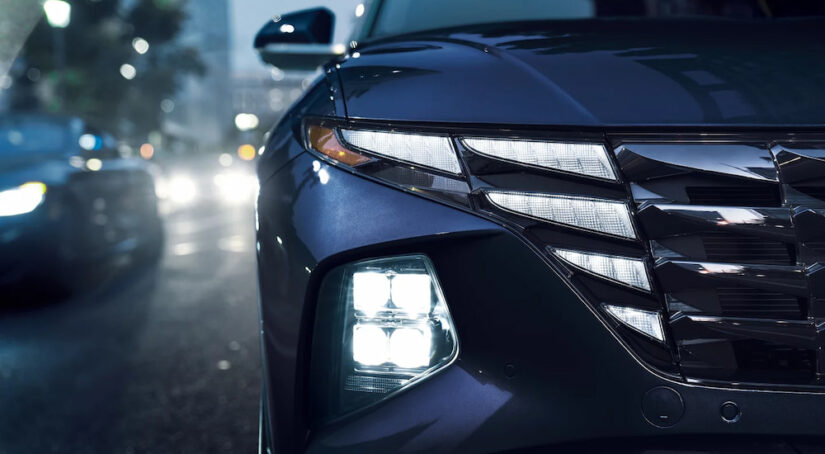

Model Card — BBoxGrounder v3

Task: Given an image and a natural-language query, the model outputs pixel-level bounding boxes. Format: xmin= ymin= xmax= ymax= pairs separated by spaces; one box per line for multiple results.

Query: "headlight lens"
xmin=553 ymin=248 xmax=651 ymax=291
xmin=462 ymin=137 xmax=617 ymax=181
xmin=311 ymin=255 xmax=458 ymax=420
xmin=0 ymin=182 xmax=47 ymax=217
xmin=604 ymin=304 xmax=665 ymax=342
xmin=340 ymin=128 xmax=461 ymax=174
xmin=485 ymin=190 xmax=636 ymax=239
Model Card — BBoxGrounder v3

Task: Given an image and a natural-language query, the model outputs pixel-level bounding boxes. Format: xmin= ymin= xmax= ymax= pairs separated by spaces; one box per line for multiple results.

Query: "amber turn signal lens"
xmin=308 ymin=125 xmax=371 ymax=166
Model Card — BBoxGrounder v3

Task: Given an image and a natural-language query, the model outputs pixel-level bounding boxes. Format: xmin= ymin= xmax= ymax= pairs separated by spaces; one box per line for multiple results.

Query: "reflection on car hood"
xmin=337 ymin=19 xmax=825 ymax=127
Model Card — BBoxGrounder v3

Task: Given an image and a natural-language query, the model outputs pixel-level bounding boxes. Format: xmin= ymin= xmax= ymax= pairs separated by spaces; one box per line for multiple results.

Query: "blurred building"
xmin=230 ymin=69 xmax=312 ymax=143
xmin=162 ymin=0 xmax=232 ymax=153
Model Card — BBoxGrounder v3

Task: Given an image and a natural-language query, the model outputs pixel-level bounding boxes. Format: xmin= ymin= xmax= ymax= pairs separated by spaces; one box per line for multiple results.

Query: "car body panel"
xmin=256 ymin=12 xmax=825 ymax=454
xmin=258 ymin=149 xmax=825 ymax=453
xmin=336 ymin=19 xmax=825 ymax=127
xmin=256 ymin=150 xmax=502 ymax=453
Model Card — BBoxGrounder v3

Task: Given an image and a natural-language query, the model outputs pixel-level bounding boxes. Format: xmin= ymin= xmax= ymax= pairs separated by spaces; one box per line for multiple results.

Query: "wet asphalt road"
xmin=0 ymin=201 xmax=260 ymax=453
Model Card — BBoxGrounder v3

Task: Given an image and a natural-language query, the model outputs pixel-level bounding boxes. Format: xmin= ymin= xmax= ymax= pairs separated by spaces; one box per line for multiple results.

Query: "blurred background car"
xmin=0 ymin=1 xmax=367 ymax=451
xmin=0 ymin=113 xmax=162 ymax=294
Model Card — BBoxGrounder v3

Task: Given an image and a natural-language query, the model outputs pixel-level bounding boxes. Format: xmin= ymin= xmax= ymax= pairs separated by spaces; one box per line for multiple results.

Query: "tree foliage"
xmin=12 ymin=0 xmax=204 ymax=141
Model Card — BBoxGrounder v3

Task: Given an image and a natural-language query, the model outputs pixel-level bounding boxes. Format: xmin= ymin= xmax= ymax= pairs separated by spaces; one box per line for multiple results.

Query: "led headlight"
xmin=340 ymin=129 xmax=461 ymax=174
xmin=604 ymin=304 xmax=664 ymax=342
xmin=553 ymin=248 xmax=651 ymax=291
xmin=0 ymin=182 xmax=47 ymax=217
xmin=311 ymin=255 xmax=458 ymax=420
xmin=462 ymin=137 xmax=616 ymax=181
xmin=213 ymin=171 xmax=258 ymax=204
xmin=167 ymin=174 xmax=198 ymax=205
xmin=485 ymin=191 xmax=636 ymax=239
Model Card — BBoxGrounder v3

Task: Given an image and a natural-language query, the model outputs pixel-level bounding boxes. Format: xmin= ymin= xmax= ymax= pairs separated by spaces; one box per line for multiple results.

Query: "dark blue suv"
xmin=253 ymin=1 xmax=825 ymax=452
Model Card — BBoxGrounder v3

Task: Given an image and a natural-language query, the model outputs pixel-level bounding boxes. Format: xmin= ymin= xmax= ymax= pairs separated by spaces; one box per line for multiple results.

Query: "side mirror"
xmin=254 ymin=8 xmax=339 ymax=71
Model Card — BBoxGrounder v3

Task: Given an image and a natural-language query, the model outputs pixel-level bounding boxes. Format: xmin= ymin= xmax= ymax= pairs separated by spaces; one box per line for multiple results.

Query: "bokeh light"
xmin=85 ymin=158 xmax=103 ymax=171
xmin=43 ymin=0 xmax=71 ymax=28
xmin=237 ymin=144 xmax=256 ymax=161
xmin=140 ymin=143 xmax=155 ymax=159
xmin=234 ymin=113 xmax=259 ymax=131
xmin=120 ymin=64 xmax=137 ymax=80
xmin=132 ymin=37 xmax=150 ymax=54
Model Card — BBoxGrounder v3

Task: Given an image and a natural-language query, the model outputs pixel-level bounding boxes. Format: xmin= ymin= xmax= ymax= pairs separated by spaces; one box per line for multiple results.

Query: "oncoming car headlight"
xmin=213 ymin=171 xmax=258 ymax=204
xmin=0 ymin=182 xmax=47 ymax=217
xmin=311 ymin=255 xmax=458 ymax=422
xmin=160 ymin=174 xmax=197 ymax=205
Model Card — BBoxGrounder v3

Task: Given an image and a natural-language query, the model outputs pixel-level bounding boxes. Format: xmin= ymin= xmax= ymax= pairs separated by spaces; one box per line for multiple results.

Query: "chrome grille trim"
xmin=614 ymin=139 xmax=825 ymax=388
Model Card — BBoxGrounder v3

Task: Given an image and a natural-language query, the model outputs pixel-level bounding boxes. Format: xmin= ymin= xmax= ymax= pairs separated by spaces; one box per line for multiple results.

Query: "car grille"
xmin=455 ymin=130 xmax=825 ymax=390
xmin=614 ymin=138 xmax=825 ymax=389
xmin=700 ymin=232 xmax=794 ymax=265
xmin=686 ymin=185 xmax=782 ymax=206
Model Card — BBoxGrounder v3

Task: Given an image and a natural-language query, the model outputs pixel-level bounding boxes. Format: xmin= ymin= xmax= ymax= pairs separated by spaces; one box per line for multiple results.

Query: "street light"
xmin=43 ymin=0 xmax=71 ymax=28
xmin=234 ymin=113 xmax=259 ymax=131
xmin=43 ymin=0 xmax=71 ymax=111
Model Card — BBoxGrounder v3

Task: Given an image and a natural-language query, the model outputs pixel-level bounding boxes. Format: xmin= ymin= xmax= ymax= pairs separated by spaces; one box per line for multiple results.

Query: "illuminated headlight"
xmin=462 ymin=137 xmax=616 ymax=181
xmin=485 ymin=191 xmax=636 ymax=239
xmin=553 ymin=248 xmax=651 ymax=291
xmin=311 ymin=255 xmax=458 ymax=419
xmin=340 ymin=129 xmax=461 ymax=174
xmin=347 ymin=256 xmax=456 ymax=381
xmin=213 ymin=172 xmax=258 ymax=204
xmin=0 ymin=182 xmax=47 ymax=217
xmin=604 ymin=304 xmax=665 ymax=342
xmin=167 ymin=175 xmax=197 ymax=204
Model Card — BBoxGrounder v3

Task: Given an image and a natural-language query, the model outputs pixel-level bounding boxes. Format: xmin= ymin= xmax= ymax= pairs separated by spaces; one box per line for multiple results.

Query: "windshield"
xmin=0 ymin=119 xmax=69 ymax=157
xmin=370 ymin=0 xmax=825 ymax=38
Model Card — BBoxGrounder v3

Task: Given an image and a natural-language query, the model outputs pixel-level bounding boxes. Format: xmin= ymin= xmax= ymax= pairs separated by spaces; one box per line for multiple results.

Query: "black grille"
xmin=615 ymin=140 xmax=825 ymax=390
xmin=806 ymin=240 xmax=825 ymax=252
xmin=716 ymin=287 xmax=803 ymax=320
xmin=797 ymin=186 xmax=825 ymax=202
xmin=701 ymin=232 xmax=794 ymax=265
xmin=686 ymin=186 xmax=781 ymax=207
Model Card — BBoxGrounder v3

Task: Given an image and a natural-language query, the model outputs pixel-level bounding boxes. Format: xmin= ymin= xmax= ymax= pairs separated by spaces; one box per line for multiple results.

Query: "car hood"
xmin=0 ymin=157 xmax=73 ymax=190
xmin=336 ymin=18 xmax=825 ymax=127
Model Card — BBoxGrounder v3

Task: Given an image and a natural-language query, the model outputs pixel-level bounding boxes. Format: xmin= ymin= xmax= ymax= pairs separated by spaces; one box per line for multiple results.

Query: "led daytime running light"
xmin=340 ymin=129 xmax=461 ymax=174
xmin=486 ymin=191 xmax=636 ymax=239
xmin=553 ymin=248 xmax=651 ymax=291
xmin=462 ymin=137 xmax=617 ymax=181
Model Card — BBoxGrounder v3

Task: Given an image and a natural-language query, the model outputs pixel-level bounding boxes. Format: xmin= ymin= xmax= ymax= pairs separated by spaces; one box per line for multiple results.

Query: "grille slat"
xmin=716 ymin=287 xmax=803 ymax=320
xmin=797 ymin=186 xmax=825 ymax=202
xmin=614 ymin=139 xmax=825 ymax=389
xmin=686 ymin=186 xmax=781 ymax=207
xmin=702 ymin=232 xmax=794 ymax=265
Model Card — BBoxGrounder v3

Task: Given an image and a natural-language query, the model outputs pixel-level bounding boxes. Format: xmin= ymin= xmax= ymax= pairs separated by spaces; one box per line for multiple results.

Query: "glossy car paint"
xmin=336 ymin=19 xmax=825 ymax=127
xmin=256 ymin=17 xmax=825 ymax=454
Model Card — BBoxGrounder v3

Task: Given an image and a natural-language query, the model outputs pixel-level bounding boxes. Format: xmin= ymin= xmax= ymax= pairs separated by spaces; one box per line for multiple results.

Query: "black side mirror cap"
xmin=254 ymin=7 xmax=334 ymax=48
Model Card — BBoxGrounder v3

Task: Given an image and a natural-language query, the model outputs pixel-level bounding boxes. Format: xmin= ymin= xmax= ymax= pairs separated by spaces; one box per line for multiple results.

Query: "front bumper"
xmin=256 ymin=152 xmax=825 ymax=453
xmin=0 ymin=209 xmax=54 ymax=286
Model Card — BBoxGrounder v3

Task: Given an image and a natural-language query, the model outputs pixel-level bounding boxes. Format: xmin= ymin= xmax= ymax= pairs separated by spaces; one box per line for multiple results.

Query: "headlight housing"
xmin=311 ymin=255 xmax=458 ymax=422
xmin=304 ymin=118 xmax=674 ymax=420
xmin=0 ymin=182 xmax=47 ymax=217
